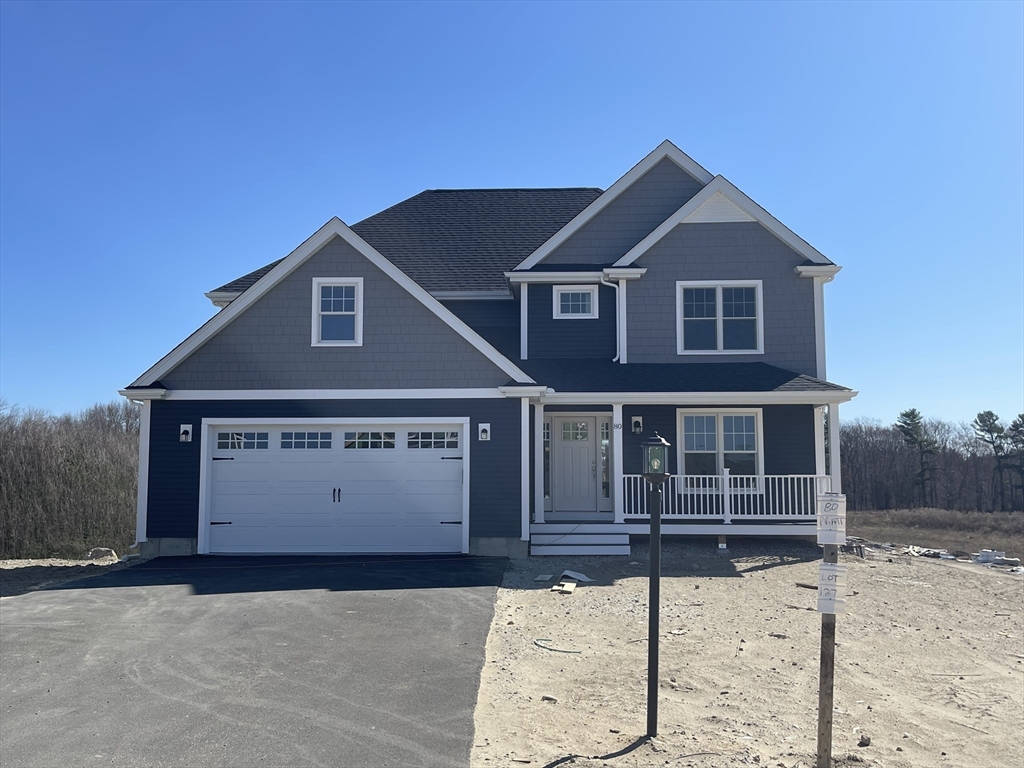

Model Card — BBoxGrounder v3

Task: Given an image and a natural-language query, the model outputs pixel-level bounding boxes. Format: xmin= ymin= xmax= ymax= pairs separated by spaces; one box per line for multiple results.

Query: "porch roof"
xmin=508 ymin=360 xmax=851 ymax=395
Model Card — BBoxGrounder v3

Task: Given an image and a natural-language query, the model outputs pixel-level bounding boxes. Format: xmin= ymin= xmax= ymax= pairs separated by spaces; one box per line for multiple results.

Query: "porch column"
xmin=521 ymin=397 xmax=531 ymax=541
xmin=534 ymin=402 xmax=545 ymax=524
xmin=814 ymin=406 xmax=826 ymax=476
xmin=827 ymin=403 xmax=842 ymax=493
xmin=135 ymin=400 xmax=152 ymax=544
xmin=613 ymin=403 xmax=624 ymax=523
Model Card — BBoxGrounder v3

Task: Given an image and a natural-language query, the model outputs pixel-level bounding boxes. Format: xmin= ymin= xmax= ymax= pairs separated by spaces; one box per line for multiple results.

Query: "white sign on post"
xmin=817 ymin=492 xmax=847 ymax=545
xmin=817 ymin=563 xmax=848 ymax=614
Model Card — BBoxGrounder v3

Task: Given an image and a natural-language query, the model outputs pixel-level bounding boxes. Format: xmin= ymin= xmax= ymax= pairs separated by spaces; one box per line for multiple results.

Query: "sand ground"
xmin=471 ymin=538 xmax=1024 ymax=768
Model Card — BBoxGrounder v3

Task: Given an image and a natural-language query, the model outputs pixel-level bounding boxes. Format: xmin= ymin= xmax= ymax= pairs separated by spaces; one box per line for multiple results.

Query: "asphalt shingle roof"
xmin=213 ymin=188 xmax=603 ymax=295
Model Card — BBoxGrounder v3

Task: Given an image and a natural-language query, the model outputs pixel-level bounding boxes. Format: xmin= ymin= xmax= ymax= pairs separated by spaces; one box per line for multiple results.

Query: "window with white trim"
xmin=313 ymin=278 xmax=363 ymax=346
xmin=553 ymin=285 xmax=599 ymax=319
xmin=677 ymin=281 xmax=762 ymax=354
xmin=680 ymin=412 xmax=761 ymax=476
xmin=281 ymin=431 xmax=332 ymax=449
xmin=343 ymin=431 xmax=395 ymax=449
xmin=217 ymin=431 xmax=269 ymax=450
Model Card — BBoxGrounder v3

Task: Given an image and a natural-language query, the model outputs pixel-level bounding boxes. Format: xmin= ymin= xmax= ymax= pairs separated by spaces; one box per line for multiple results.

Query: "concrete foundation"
xmin=139 ymin=538 xmax=198 ymax=558
xmin=469 ymin=537 xmax=529 ymax=558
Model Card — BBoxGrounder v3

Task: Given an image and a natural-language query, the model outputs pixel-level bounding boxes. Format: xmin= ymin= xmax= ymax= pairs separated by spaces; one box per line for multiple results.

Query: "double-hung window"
xmin=552 ymin=285 xmax=599 ymax=319
xmin=312 ymin=278 xmax=363 ymax=346
xmin=677 ymin=281 xmax=762 ymax=354
xmin=679 ymin=411 xmax=762 ymax=477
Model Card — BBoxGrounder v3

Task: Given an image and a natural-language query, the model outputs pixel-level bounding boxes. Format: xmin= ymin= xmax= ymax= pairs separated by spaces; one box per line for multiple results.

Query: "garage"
xmin=198 ymin=419 xmax=468 ymax=554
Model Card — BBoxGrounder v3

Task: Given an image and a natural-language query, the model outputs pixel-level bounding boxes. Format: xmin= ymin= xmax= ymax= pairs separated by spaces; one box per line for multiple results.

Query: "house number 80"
xmin=613 ymin=423 xmax=623 ymax=429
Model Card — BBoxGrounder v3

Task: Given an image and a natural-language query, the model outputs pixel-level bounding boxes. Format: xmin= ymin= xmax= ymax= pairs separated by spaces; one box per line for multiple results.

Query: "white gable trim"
xmin=514 ymin=140 xmax=714 ymax=271
xmin=131 ymin=218 xmax=535 ymax=386
xmin=613 ymin=176 xmax=832 ymax=267
xmin=682 ymin=190 xmax=756 ymax=223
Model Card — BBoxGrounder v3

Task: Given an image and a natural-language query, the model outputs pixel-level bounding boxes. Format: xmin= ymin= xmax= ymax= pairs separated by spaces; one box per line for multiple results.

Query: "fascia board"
xmin=613 ymin=176 xmax=832 ymax=267
xmin=118 ymin=388 xmax=168 ymax=401
xmin=795 ymin=265 xmax=842 ymax=278
xmin=204 ymin=290 xmax=240 ymax=307
xmin=514 ymin=140 xmax=714 ymax=271
xmin=602 ymin=268 xmax=647 ymax=279
xmin=131 ymin=218 xmax=535 ymax=387
xmin=505 ymin=271 xmax=605 ymax=283
xmin=539 ymin=390 xmax=857 ymax=405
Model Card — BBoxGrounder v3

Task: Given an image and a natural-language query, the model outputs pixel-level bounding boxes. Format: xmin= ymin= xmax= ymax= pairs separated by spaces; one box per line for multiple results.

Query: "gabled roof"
xmin=212 ymin=188 xmax=602 ymax=297
xmin=614 ymin=176 xmax=834 ymax=267
xmin=513 ymin=140 xmax=715 ymax=271
xmin=132 ymin=218 xmax=536 ymax=387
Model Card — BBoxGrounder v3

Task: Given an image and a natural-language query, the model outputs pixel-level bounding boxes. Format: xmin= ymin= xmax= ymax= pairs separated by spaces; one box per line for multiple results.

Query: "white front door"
xmin=552 ymin=417 xmax=598 ymax=512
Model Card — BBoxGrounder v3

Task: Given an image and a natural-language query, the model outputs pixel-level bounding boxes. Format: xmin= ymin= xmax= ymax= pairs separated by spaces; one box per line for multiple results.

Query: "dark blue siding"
xmin=147 ymin=399 xmax=522 ymax=541
xmin=527 ymin=284 xmax=616 ymax=359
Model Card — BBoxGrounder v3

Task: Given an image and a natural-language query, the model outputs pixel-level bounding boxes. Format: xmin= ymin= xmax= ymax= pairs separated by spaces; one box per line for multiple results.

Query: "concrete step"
xmin=530 ymin=544 xmax=632 ymax=556
xmin=530 ymin=533 xmax=630 ymax=546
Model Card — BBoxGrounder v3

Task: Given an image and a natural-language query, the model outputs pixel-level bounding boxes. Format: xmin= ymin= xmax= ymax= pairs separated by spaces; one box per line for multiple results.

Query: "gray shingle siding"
xmin=627 ymin=222 xmax=818 ymax=376
xmin=162 ymin=236 xmax=513 ymax=390
xmin=543 ymin=158 xmax=705 ymax=266
xmin=146 ymin=398 xmax=522 ymax=540
xmin=527 ymin=284 xmax=616 ymax=359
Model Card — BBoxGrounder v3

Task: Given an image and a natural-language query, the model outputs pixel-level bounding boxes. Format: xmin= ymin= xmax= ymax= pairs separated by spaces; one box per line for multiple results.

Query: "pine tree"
xmin=1006 ymin=414 xmax=1024 ymax=510
xmin=895 ymin=408 xmax=937 ymax=507
xmin=973 ymin=411 xmax=1009 ymax=511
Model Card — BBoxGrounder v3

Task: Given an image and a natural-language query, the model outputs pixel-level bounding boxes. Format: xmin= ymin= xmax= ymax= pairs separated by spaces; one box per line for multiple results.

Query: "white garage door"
xmin=203 ymin=422 xmax=466 ymax=554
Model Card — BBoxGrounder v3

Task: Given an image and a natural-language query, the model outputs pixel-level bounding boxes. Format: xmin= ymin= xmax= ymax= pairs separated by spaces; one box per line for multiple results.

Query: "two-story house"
xmin=121 ymin=141 xmax=856 ymax=558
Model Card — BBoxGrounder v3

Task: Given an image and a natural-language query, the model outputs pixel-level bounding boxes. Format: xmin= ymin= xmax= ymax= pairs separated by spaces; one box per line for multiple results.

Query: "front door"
xmin=552 ymin=417 xmax=598 ymax=513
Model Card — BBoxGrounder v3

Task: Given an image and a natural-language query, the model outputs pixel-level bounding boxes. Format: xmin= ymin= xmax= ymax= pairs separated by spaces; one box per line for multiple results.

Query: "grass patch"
xmin=848 ymin=508 xmax=1023 ymax=559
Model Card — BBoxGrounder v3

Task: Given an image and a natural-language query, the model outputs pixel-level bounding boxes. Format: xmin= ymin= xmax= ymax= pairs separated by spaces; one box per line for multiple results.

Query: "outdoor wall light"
xmin=179 ymin=425 xmax=192 ymax=443
xmin=478 ymin=423 xmax=490 ymax=441
xmin=632 ymin=416 xmax=643 ymax=434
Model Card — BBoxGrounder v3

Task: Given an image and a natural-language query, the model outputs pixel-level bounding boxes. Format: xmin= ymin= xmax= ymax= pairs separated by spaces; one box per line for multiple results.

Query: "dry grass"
xmin=848 ymin=507 xmax=1024 ymax=558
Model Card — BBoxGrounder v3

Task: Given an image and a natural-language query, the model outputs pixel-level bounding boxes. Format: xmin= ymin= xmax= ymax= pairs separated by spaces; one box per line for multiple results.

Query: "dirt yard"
xmin=472 ymin=538 xmax=1024 ymax=768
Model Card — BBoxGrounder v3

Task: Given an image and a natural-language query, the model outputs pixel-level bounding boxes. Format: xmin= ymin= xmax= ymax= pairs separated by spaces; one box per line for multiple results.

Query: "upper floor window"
xmin=553 ymin=285 xmax=599 ymax=319
xmin=312 ymin=278 xmax=363 ymax=346
xmin=676 ymin=281 xmax=762 ymax=354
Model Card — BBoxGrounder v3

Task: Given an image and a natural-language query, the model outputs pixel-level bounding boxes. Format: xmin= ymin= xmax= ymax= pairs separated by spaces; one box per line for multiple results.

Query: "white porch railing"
xmin=622 ymin=472 xmax=831 ymax=522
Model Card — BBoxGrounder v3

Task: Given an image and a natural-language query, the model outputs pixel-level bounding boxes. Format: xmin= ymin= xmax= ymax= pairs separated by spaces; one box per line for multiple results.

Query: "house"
xmin=120 ymin=141 xmax=856 ymax=558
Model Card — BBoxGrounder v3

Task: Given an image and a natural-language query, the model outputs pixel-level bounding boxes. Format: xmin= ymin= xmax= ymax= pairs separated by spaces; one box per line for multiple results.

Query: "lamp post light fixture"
xmin=642 ymin=432 xmax=670 ymax=738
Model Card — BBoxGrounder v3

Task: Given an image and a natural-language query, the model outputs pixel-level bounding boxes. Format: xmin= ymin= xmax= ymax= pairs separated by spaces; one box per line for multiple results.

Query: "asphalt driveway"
xmin=0 ymin=555 xmax=508 ymax=768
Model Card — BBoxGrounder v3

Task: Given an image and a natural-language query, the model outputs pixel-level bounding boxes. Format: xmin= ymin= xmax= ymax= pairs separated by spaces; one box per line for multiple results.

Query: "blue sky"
xmin=1 ymin=1 xmax=1021 ymax=426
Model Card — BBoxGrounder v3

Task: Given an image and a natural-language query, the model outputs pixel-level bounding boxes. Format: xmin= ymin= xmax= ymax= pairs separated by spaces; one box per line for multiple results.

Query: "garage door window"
xmin=217 ymin=432 xmax=269 ymax=450
xmin=281 ymin=431 xmax=332 ymax=449
xmin=343 ymin=431 xmax=396 ymax=449
xmin=408 ymin=431 xmax=459 ymax=449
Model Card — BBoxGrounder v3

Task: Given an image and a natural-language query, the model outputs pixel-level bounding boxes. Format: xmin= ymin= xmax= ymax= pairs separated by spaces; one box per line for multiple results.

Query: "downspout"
xmin=599 ymin=277 xmax=620 ymax=362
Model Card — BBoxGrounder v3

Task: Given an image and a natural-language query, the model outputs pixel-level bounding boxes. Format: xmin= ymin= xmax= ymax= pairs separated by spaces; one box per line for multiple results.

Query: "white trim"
xmin=131 ymin=218 xmax=534 ymax=387
xmin=827 ymin=404 xmax=842 ymax=493
xmin=507 ymin=271 xmax=604 ymax=283
xmin=676 ymin=408 xmax=765 ymax=477
xmin=204 ymin=291 xmax=239 ymax=308
xmin=603 ymin=268 xmax=647 ymax=280
xmin=814 ymin=406 xmax=826 ymax=476
xmin=311 ymin=277 xmax=363 ymax=347
xmin=540 ymin=390 xmax=857 ymax=405
xmin=614 ymin=176 xmax=832 ymax=267
xmin=515 ymin=140 xmax=714 ymax=270
xmin=197 ymin=416 xmax=472 ymax=555
xmin=521 ymin=398 xmax=530 ymax=541
xmin=812 ymin=276 xmax=827 ymax=379
xmin=553 ymin=285 xmax=599 ymax=319
xmin=534 ymin=403 xmax=545 ymax=524
xmin=134 ymin=401 xmax=152 ymax=544
xmin=520 ymin=283 xmax=529 ymax=360
xmin=682 ymin=190 xmax=757 ymax=223
xmin=498 ymin=385 xmax=548 ymax=398
xmin=618 ymin=280 xmax=628 ymax=364
xmin=119 ymin=388 xmax=168 ymax=401
xmin=675 ymin=280 xmax=764 ymax=355
xmin=157 ymin=388 xmax=506 ymax=401
xmin=795 ymin=265 xmax=841 ymax=278
xmin=612 ymin=403 xmax=624 ymax=523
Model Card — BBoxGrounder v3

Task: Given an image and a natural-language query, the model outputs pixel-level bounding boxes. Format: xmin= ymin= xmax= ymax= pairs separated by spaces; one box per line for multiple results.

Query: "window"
xmin=543 ymin=421 xmax=551 ymax=500
xmin=561 ymin=421 xmax=589 ymax=441
xmin=679 ymin=411 xmax=762 ymax=477
xmin=553 ymin=285 xmax=599 ymax=319
xmin=600 ymin=421 xmax=611 ymax=499
xmin=677 ymin=281 xmax=762 ymax=354
xmin=281 ymin=431 xmax=332 ymax=449
xmin=312 ymin=278 xmax=363 ymax=346
xmin=217 ymin=432 xmax=268 ymax=450
xmin=408 ymin=431 xmax=459 ymax=449
xmin=343 ymin=431 xmax=395 ymax=449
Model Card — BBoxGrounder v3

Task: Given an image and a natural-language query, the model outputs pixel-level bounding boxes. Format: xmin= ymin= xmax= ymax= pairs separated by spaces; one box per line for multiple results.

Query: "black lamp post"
xmin=642 ymin=432 xmax=670 ymax=738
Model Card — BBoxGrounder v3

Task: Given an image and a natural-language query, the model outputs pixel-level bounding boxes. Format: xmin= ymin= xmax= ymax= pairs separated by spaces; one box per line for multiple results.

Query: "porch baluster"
xmin=722 ymin=468 xmax=731 ymax=524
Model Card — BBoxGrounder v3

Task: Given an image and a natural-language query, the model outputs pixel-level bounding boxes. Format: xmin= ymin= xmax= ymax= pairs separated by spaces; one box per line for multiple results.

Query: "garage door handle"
xmin=210 ymin=521 xmax=233 ymax=525
xmin=439 ymin=520 xmax=463 ymax=525
xmin=212 ymin=457 xmax=234 ymax=461
xmin=440 ymin=457 xmax=462 ymax=460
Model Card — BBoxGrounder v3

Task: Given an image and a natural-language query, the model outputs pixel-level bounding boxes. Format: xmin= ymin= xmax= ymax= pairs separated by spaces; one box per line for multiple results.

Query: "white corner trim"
xmin=614 ymin=176 xmax=832 ymax=267
xmin=533 ymin=403 xmax=545 ymax=525
xmin=675 ymin=280 xmax=764 ymax=356
xmin=812 ymin=276 xmax=827 ymax=380
xmin=814 ymin=406 xmax=826 ymax=476
xmin=204 ymin=291 xmax=240 ymax=308
xmin=618 ymin=280 xmax=628 ymax=364
xmin=520 ymin=283 xmax=529 ymax=360
xmin=131 ymin=218 xmax=535 ymax=387
xmin=552 ymin=285 xmax=599 ymax=319
xmin=521 ymin=397 xmax=530 ymax=542
xmin=612 ymin=403 xmax=624 ymax=523
xmin=161 ymin=388 xmax=506 ymax=401
xmin=514 ymin=140 xmax=714 ymax=271
xmin=134 ymin=401 xmax=152 ymax=544
xmin=311 ymin=277 xmax=363 ymax=347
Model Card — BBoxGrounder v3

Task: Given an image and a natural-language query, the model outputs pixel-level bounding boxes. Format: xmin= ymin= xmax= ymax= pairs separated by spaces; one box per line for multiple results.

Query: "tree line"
xmin=0 ymin=400 xmax=140 ymax=559
xmin=841 ymin=408 xmax=1024 ymax=512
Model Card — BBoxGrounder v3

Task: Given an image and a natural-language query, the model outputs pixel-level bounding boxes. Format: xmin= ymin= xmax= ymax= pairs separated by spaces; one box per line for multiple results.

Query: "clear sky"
xmin=1 ymin=1 xmax=1021 ymax=426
